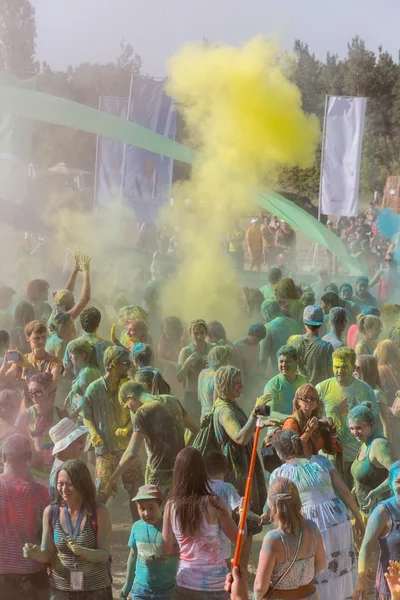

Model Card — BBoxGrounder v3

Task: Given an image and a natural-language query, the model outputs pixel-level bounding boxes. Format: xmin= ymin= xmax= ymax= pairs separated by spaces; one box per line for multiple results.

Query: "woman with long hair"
xmin=349 ymin=402 xmax=395 ymax=515
xmin=355 ymin=314 xmax=382 ymax=356
xmin=10 ymin=300 xmax=35 ymax=353
xmin=16 ymin=373 xmax=67 ymax=486
xmin=270 ymin=429 xmax=364 ymax=599
xmin=64 ymin=340 xmax=101 ymax=421
xmin=177 ymin=319 xmax=214 ymax=422
xmin=23 ymin=458 xmax=112 ymax=600
xmin=254 ymin=477 xmax=326 ymax=600
xmin=375 ymin=340 xmax=400 ymax=406
xmin=355 ymin=354 xmax=391 ymax=439
xmin=163 ymin=447 xmax=238 ymax=600
xmin=282 ymin=383 xmax=342 ymax=456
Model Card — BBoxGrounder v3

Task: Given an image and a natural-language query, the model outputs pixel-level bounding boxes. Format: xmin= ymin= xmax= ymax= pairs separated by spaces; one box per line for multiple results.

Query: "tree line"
xmin=1 ymin=0 xmax=399 ymax=200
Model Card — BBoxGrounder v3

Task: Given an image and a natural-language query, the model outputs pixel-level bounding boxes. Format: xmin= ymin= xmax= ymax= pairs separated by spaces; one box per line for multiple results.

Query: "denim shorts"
xmin=131 ymin=582 xmax=175 ymax=600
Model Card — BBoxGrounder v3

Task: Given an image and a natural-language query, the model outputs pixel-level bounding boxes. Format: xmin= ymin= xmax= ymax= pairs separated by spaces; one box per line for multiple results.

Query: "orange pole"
xmin=233 ymin=417 xmax=263 ymax=567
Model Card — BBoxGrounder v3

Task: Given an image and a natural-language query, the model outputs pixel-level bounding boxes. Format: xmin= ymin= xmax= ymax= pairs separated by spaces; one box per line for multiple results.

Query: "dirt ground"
xmin=108 ymin=496 xmax=265 ymax=599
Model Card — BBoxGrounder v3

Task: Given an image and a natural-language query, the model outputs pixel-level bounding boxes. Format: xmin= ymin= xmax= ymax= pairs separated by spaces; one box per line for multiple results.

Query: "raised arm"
xmin=68 ymin=254 xmax=91 ymax=321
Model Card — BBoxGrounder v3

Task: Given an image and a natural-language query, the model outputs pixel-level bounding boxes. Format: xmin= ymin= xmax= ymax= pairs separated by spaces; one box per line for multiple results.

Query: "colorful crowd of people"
xmin=1 ymin=214 xmax=400 ymax=600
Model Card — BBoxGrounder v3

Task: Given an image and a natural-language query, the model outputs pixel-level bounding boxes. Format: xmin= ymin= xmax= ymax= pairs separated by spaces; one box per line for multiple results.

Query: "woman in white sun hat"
xmin=49 ymin=418 xmax=88 ymax=500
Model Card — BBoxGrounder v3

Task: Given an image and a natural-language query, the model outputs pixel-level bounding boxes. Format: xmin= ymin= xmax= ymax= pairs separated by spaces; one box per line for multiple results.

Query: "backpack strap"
xmin=49 ymin=503 xmax=59 ymax=530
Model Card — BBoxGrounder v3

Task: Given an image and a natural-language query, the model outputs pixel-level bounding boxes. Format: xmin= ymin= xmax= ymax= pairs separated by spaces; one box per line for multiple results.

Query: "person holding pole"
xmin=212 ymin=366 xmax=267 ymax=570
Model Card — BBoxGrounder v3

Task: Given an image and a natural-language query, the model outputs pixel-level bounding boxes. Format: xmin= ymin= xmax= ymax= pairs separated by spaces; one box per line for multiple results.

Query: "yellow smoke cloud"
xmin=160 ymin=37 xmax=319 ymax=336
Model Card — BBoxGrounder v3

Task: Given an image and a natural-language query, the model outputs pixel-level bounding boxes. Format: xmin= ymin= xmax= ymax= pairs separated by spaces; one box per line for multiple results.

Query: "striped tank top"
xmin=50 ymin=506 xmax=112 ymax=592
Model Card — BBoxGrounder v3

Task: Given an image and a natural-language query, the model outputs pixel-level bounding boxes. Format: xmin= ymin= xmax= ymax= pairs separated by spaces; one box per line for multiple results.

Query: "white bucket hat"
xmin=49 ymin=418 xmax=88 ymax=455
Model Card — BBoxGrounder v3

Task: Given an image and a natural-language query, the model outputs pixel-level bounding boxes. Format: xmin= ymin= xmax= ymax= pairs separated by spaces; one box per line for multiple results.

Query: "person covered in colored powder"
xmin=274 ymin=277 xmax=304 ymax=325
xmin=0 ymin=433 xmax=50 ymax=600
xmin=211 ymin=365 xmax=267 ymax=570
xmin=47 ymin=252 xmax=91 ymax=330
xmin=104 ymin=380 xmax=199 ymax=500
xmin=353 ymin=461 xmax=400 ymax=600
xmin=288 ymin=305 xmax=333 ymax=386
xmin=22 ymin=320 xmax=64 ymax=390
xmin=82 ymin=345 xmax=141 ymax=519
xmin=234 ymin=323 xmax=266 ymax=413
xmin=259 ymin=300 xmax=303 ymax=377
xmin=9 ymin=301 xmax=35 ymax=354
xmin=64 ymin=339 xmax=101 ymax=421
xmin=354 ymin=276 xmax=378 ymax=311
xmin=26 ymin=278 xmax=52 ymax=324
xmin=120 ymin=484 xmax=178 ymax=600
xmin=355 ymin=313 xmax=382 ymax=356
xmin=45 ymin=312 xmax=76 ymax=359
xmin=262 ymin=345 xmax=308 ymax=423
xmin=198 ymin=345 xmax=231 ymax=422
xmin=316 ymin=346 xmax=381 ymax=488
xmin=322 ymin=306 xmax=347 ymax=349
xmin=177 ymin=319 xmax=214 ymax=423
xmin=16 ymin=373 xmax=67 ymax=487
xmin=246 ymin=218 xmax=263 ymax=272
xmin=259 ymin=266 xmax=282 ymax=301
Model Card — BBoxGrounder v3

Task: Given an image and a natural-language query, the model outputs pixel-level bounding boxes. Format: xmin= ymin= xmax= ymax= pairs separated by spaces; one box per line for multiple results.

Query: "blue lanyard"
xmin=64 ymin=504 xmax=85 ymax=539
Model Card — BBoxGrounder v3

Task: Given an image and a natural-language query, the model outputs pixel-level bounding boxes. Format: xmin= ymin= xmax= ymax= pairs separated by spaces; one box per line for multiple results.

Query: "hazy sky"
xmin=32 ymin=0 xmax=400 ymax=77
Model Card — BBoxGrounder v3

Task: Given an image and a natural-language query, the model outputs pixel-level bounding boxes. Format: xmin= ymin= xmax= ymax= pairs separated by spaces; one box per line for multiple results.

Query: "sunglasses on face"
xmin=28 ymin=389 xmax=44 ymax=398
xmin=298 ymin=396 xmax=318 ymax=403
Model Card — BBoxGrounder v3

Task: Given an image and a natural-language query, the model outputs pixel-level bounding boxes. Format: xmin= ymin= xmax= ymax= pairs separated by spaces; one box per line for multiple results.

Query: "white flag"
xmin=320 ymin=96 xmax=367 ymax=217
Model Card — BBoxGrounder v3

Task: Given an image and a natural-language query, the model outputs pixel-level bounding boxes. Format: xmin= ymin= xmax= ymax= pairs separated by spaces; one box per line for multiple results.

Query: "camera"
xmin=254 ymin=404 xmax=271 ymax=417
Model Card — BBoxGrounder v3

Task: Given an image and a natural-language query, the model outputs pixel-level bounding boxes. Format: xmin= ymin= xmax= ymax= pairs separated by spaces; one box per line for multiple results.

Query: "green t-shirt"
xmin=128 ymin=520 xmax=178 ymax=590
xmin=263 ymin=373 xmax=309 ymax=420
xmin=289 ymin=335 xmax=333 ymax=387
xmin=316 ymin=377 xmax=381 ymax=462
xmin=260 ymin=316 xmax=303 ymax=374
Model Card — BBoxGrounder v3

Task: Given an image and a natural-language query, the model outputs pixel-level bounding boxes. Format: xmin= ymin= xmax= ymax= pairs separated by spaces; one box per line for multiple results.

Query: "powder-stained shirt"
xmin=288 ymin=335 xmax=333 ymax=386
xmin=208 ymin=478 xmax=241 ymax=559
xmin=263 ymin=373 xmax=309 ymax=421
xmin=132 ymin=395 xmax=186 ymax=482
xmin=83 ymin=377 xmax=131 ymax=455
xmin=66 ymin=364 xmax=102 ymax=416
xmin=64 ymin=332 xmax=112 ymax=376
xmin=322 ymin=331 xmax=345 ymax=350
xmin=260 ymin=316 xmax=303 ymax=374
xmin=0 ymin=477 xmax=49 ymax=574
xmin=45 ymin=333 xmax=66 ymax=359
xmin=316 ymin=376 xmax=380 ymax=462
xmin=23 ymin=352 xmax=64 ymax=380
xmin=198 ymin=367 xmax=216 ymax=419
xmin=128 ymin=519 xmax=178 ymax=590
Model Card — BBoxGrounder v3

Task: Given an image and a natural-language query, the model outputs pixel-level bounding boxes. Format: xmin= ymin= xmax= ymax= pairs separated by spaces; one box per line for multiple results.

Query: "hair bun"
xmin=363 ymin=401 xmax=373 ymax=410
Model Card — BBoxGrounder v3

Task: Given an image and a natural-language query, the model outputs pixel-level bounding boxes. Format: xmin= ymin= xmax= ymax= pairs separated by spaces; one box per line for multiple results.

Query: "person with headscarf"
xmin=82 ymin=345 xmax=141 ymax=519
xmin=47 ymin=252 xmax=91 ymax=330
xmin=259 ymin=300 xmax=303 ymax=376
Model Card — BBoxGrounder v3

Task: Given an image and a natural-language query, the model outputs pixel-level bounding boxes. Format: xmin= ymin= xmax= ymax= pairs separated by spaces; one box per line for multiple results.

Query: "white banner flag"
xmin=320 ymin=96 xmax=367 ymax=217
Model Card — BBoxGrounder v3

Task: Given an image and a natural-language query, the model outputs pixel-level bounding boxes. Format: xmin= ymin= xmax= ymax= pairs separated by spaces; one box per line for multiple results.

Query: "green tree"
xmin=0 ymin=0 xmax=36 ymax=73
